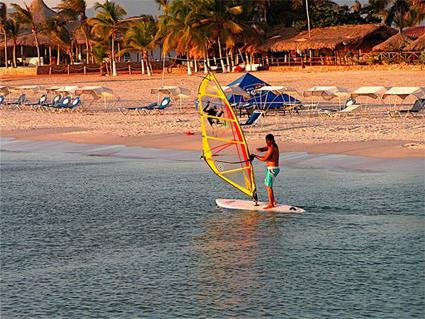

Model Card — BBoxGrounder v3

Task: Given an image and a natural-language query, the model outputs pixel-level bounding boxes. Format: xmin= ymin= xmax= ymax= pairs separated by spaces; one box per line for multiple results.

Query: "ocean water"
xmin=1 ymin=141 xmax=424 ymax=318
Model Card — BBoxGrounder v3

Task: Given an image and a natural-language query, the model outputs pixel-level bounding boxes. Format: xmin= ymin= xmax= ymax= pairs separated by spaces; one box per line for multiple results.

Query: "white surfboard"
xmin=216 ymin=198 xmax=305 ymax=214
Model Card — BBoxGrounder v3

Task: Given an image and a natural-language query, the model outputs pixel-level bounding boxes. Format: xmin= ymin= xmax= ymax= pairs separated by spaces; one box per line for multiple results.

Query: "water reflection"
xmin=195 ymin=210 xmax=285 ymax=314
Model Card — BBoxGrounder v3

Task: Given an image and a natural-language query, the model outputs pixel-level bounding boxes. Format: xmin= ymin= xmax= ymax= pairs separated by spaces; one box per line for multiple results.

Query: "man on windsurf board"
xmin=251 ymin=134 xmax=280 ymax=209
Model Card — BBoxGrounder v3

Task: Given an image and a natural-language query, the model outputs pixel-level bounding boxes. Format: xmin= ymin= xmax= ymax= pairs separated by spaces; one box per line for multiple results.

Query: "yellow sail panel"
xmin=198 ymin=72 xmax=257 ymax=199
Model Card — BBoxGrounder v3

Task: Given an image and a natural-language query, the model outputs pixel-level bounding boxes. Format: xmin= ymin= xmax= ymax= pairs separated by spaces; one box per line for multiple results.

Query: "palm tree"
xmin=157 ymin=0 xmax=212 ymax=75
xmin=88 ymin=0 xmax=127 ymax=76
xmin=367 ymin=0 xmax=425 ymax=33
xmin=5 ymin=19 xmax=20 ymax=67
xmin=0 ymin=14 xmax=8 ymax=68
xmin=11 ymin=3 xmax=42 ymax=65
xmin=55 ymin=0 xmax=91 ymax=63
xmin=123 ymin=18 xmax=157 ymax=76
xmin=44 ymin=16 xmax=74 ymax=64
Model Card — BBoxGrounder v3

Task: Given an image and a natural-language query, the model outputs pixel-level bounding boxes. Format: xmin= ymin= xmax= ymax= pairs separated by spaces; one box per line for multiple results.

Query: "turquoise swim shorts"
xmin=265 ymin=167 xmax=280 ymax=187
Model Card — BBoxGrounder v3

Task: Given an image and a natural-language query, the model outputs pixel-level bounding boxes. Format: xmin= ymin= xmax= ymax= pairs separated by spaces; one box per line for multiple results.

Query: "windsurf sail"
xmin=198 ymin=72 xmax=257 ymax=201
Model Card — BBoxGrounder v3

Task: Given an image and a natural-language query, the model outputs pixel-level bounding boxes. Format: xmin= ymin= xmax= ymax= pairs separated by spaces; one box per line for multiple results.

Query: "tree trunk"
xmin=68 ymin=48 xmax=74 ymax=64
xmin=226 ymin=49 xmax=231 ymax=72
xmin=141 ymin=50 xmax=145 ymax=74
xmin=111 ymin=36 xmax=117 ymax=76
xmin=187 ymin=51 xmax=192 ymax=75
xmin=70 ymin=43 xmax=74 ymax=64
xmin=204 ymin=53 xmax=208 ymax=74
xmin=194 ymin=56 xmax=198 ymax=73
xmin=238 ymin=48 xmax=245 ymax=64
xmin=148 ymin=53 xmax=153 ymax=76
xmin=84 ymin=31 xmax=89 ymax=63
xmin=57 ymin=45 xmax=60 ymax=65
xmin=146 ymin=51 xmax=152 ymax=76
xmin=140 ymin=51 xmax=145 ymax=74
xmin=12 ymin=41 xmax=16 ymax=67
xmin=217 ymin=37 xmax=226 ymax=73
xmin=32 ymin=28 xmax=41 ymax=65
xmin=229 ymin=49 xmax=235 ymax=71
xmin=3 ymin=31 xmax=7 ymax=68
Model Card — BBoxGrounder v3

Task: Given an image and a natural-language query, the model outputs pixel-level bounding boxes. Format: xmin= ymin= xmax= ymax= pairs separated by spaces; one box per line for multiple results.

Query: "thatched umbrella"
xmin=404 ymin=34 xmax=425 ymax=51
xmin=264 ymin=24 xmax=396 ymax=52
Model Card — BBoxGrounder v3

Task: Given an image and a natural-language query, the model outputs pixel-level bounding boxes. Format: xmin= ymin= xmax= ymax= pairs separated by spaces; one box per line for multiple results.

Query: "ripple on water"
xmin=1 ymin=150 xmax=424 ymax=318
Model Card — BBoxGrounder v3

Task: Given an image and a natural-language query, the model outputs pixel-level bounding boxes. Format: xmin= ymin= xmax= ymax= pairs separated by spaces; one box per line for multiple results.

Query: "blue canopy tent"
xmin=227 ymin=73 xmax=300 ymax=111
xmin=249 ymin=88 xmax=301 ymax=110
xmin=227 ymin=73 xmax=269 ymax=94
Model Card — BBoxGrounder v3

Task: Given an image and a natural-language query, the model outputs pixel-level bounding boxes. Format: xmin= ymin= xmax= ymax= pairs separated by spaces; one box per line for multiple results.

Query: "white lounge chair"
xmin=318 ymin=98 xmax=360 ymax=117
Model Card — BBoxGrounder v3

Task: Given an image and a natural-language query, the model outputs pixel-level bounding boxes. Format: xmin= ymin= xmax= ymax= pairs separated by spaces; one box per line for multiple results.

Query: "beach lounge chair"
xmin=118 ymin=97 xmax=171 ymax=115
xmin=282 ymin=102 xmax=301 ymax=115
xmin=389 ymin=99 xmax=425 ymax=118
xmin=60 ymin=96 xmax=81 ymax=112
xmin=42 ymin=94 xmax=62 ymax=111
xmin=0 ymin=95 xmax=5 ymax=107
xmin=153 ymin=96 xmax=172 ymax=114
xmin=318 ymin=98 xmax=360 ymax=117
xmin=240 ymin=110 xmax=263 ymax=127
xmin=234 ymin=102 xmax=255 ymax=117
xmin=28 ymin=94 xmax=48 ymax=111
xmin=6 ymin=94 xmax=26 ymax=110
xmin=48 ymin=95 xmax=72 ymax=112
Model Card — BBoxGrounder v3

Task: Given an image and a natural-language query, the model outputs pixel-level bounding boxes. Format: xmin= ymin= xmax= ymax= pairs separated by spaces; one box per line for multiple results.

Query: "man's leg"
xmin=270 ymin=187 xmax=276 ymax=206
xmin=264 ymin=186 xmax=274 ymax=209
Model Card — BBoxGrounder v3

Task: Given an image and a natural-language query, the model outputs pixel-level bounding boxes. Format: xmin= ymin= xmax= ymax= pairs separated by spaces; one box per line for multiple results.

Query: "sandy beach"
xmin=1 ymin=69 xmax=424 ymax=158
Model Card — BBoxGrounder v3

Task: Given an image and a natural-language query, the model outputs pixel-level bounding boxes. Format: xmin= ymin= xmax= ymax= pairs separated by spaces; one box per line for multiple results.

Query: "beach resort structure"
xmin=1 ymin=0 xmax=424 ymax=75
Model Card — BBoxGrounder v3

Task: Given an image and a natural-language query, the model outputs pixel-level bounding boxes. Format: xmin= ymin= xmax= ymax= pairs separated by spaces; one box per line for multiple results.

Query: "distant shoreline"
xmin=2 ymin=129 xmax=424 ymax=159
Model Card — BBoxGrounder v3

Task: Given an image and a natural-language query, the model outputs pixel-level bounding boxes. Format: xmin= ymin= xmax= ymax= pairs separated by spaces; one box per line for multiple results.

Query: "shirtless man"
xmin=252 ymin=134 xmax=280 ymax=209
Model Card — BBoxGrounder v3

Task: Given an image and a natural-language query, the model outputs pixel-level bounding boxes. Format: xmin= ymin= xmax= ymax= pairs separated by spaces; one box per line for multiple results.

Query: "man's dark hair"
xmin=266 ymin=134 xmax=277 ymax=146
xmin=266 ymin=134 xmax=274 ymax=141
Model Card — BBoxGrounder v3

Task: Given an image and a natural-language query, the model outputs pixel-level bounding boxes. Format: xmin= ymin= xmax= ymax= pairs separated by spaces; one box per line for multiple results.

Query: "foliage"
xmin=92 ymin=43 xmax=108 ymax=63
xmin=420 ymin=50 xmax=425 ymax=64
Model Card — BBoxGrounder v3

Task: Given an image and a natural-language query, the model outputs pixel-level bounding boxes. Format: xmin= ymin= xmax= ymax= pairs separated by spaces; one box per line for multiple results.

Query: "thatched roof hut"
xmin=258 ymin=25 xmax=300 ymax=52
xmin=29 ymin=0 xmax=57 ymax=25
xmin=1 ymin=31 xmax=56 ymax=47
xmin=372 ymin=26 xmax=425 ymax=52
xmin=403 ymin=26 xmax=425 ymax=38
xmin=372 ymin=33 xmax=412 ymax=51
xmin=264 ymin=24 xmax=396 ymax=52
xmin=404 ymin=33 xmax=425 ymax=51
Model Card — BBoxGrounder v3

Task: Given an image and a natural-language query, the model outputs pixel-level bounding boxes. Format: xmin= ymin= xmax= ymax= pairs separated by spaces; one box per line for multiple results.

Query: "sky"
xmin=2 ymin=0 xmax=365 ymax=17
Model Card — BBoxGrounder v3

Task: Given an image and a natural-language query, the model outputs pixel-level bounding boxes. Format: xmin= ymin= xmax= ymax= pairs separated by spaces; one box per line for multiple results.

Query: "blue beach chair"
xmin=48 ymin=95 xmax=72 ymax=112
xmin=153 ymin=97 xmax=172 ymax=114
xmin=28 ymin=94 xmax=48 ymax=111
xmin=119 ymin=97 xmax=171 ymax=115
xmin=43 ymin=94 xmax=62 ymax=112
xmin=0 ymin=95 xmax=5 ymax=107
xmin=65 ymin=96 xmax=82 ymax=112
xmin=240 ymin=110 xmax=263 ymax=127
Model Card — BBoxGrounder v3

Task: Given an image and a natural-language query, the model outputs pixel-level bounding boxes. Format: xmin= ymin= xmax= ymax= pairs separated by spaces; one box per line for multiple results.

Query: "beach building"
xmin=0 ymin=0 xmax=158 ymax=67
xmin=372 ymin=26 xmax=425 ymax=52
xmin=0 ymin=0 xmax=89 ymax=66
xmin=261 ymin=24 xmax=397 ymax=66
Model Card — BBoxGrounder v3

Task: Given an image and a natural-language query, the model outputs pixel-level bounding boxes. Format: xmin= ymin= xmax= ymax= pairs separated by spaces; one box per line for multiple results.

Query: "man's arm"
xmin=255 ymin=147 xmax=273 ymax=162
xmin=256 ymin=146 xmax=268 ymax=152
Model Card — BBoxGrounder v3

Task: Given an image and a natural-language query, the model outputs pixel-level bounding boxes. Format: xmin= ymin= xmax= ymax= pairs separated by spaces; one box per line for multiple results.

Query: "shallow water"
xmin=1 ymin=144 xmax=424 ymax=318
